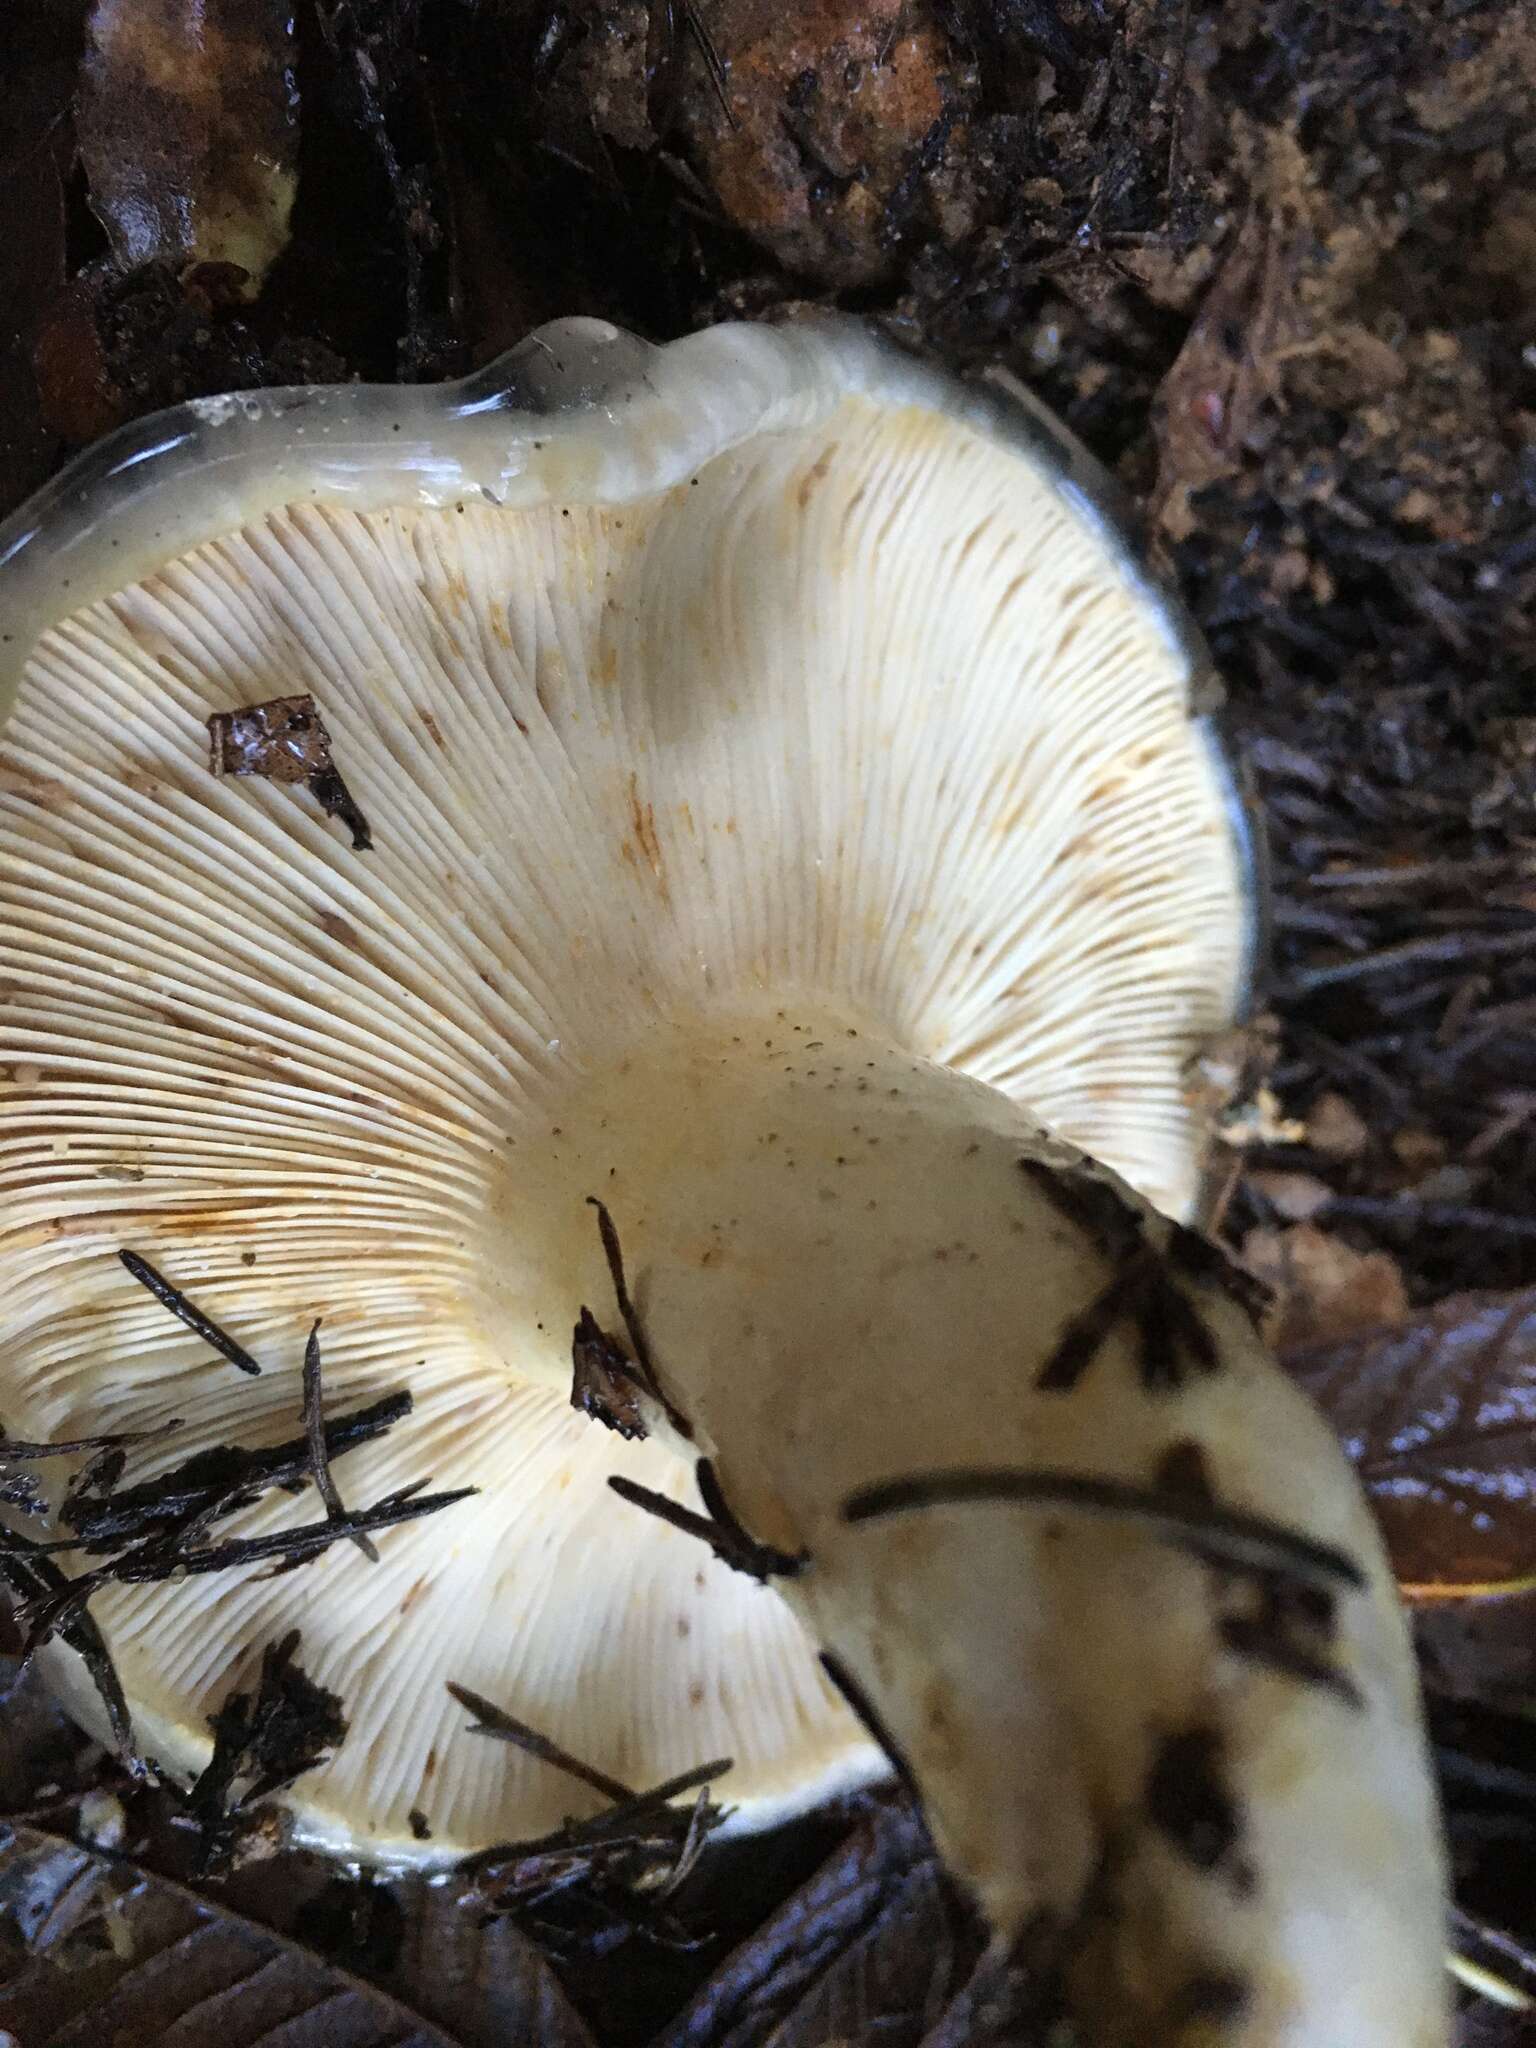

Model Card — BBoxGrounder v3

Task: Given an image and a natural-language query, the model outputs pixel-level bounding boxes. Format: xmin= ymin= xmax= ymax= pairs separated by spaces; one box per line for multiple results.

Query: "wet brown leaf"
xmin=653 ymin=1801 xmax=982 ymax=2048
xmin=0 ymin=1823 xmax=477 ymax=2045
xmin=1416 ymin=1588 xmax=1536 ymax=1713
xmin=78 ymin=0 xmax=299 ymax=295
xmin=1287 ymin=1289 xmax=1536 ymax=1594
xmin=212 ymin=1856 xmax=598 ymax=2048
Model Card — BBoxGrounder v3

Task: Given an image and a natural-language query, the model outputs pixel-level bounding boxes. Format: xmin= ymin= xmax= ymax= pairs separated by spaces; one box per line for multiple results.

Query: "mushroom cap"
xmin=0 ymin=315 xmax=1258 ymax=1863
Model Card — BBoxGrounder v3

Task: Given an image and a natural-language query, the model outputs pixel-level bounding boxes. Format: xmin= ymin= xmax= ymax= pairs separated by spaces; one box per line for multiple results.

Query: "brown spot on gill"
xmin=627 ymin=773 xmax=669 ymax=902
xmin=0 ymin=762 xmax=74 ymax=812
xmin=796 ymin=443 xmax=837 ymax=509
xmin=956 ymin=516 xmax=996 ymax=567
xmin=399 ymin=1575 xmax=430 ymax=1616
xmin=838 ymin=484 xmax=869 ymax=538
xmin=317 ymin=910 xmax=362 ymax=950
xmin=420 ymin=712 xmax=446 ymax=749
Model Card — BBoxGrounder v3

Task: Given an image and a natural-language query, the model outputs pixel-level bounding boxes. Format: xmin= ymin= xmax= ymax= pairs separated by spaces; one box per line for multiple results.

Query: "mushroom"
xmin=0 ymin=316 xmax=1447 ymax=2044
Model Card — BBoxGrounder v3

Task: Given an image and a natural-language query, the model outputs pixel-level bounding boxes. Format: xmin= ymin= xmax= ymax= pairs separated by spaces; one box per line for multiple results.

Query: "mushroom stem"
xmin=524 ymin=1008 xmax=1448 ymax=2047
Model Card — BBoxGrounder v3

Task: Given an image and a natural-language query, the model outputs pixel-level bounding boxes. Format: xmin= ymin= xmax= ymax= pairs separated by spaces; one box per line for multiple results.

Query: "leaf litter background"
xmin=2 ymin=0 xmax=1535 ymax=2040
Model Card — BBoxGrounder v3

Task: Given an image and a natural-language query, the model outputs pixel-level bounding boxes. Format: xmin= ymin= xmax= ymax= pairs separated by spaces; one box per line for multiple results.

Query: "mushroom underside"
xmin=2 ymin=381 xmax=1246 ymax=1856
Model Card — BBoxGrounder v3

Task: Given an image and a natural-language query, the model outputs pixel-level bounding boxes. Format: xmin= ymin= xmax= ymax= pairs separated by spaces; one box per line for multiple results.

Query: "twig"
xmin=1281 ymin=926 xmax=1536 ymax=995
xmin=1319 ymin=1194 xmax=1536 ymax=1239
xmin=18 ymin=1486 xmax=474 ymax=1650
xmin=119 ymin=1250 xmax=263 ymax=1376
xmin=585 ymin=1198 xmax=693 ymax=1438
xmin=303 ymin=1320 xmax=378 ymax=1562
xmin=449 ymin=1680 xmax=636 ymax=1805
xmin=842 ymin=1468 xmax=1364 ymax=1594
xmin=608 ymin=1466 xmax=806 ymax=1582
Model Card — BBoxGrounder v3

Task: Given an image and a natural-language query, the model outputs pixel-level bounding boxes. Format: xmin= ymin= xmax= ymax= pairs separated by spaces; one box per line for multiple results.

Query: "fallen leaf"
xmin=214 ymin=1857 xmax=598 ymax=2048
xmin=1415 ymin=1588 xmax=1536 ymax=1711
xmin=78 ymin=0 xmax=299 ymax=296
xmin=652 ymin=1800 xmax=973 ymax=2048
xmin=1244 ymin=1222 xmax=1410 ymax=1349
xmin=1286 ymin=1289 xmax=1536 ymax=1593
xmin=0 ymin=1823 xmax=471 ymax=2045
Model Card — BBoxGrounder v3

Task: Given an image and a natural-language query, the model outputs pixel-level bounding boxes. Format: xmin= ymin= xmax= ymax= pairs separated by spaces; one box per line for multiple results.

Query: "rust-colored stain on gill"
xmin=624 ymin=771 xmax=670 ymax=902
xmin=317 ymin=909 xmax=363 ymax=950
xmin=0 ymin=760 xmax=73 ymax=811
xmin=797 ymin=444 xmax=838 ymax=510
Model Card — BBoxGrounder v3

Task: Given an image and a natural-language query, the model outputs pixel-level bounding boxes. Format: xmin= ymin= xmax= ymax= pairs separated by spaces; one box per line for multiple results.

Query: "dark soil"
xmin=1 ymin=0 xmax=1533 ymax=2040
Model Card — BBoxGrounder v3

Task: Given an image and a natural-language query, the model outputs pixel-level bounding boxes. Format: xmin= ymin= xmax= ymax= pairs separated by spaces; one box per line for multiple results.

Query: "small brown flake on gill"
xmin=1018 ymin=1161 xmax=1223 ymax=1393
xmin=581 ymin=1197 xmax=694 ymax=1438
xmin=609 ymin=1461 xmax=808 ymax=1583
xmin=207 ymin=693 xmax=373 ymax=850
